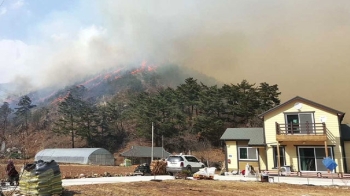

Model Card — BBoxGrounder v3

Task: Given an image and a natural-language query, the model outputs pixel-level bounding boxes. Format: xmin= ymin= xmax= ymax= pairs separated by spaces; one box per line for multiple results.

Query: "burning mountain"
xmin=0 ymin=63 xmax=218 ymax=107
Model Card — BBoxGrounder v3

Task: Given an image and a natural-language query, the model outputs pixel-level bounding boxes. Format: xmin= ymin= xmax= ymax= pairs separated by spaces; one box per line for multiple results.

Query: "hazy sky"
xmin=0 ymin=0 xmax=349 ymax=122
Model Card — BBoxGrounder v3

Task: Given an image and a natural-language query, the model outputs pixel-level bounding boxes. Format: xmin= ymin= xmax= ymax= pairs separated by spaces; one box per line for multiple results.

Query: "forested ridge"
xmin=0 ymin=65 xmax=281 ymax=157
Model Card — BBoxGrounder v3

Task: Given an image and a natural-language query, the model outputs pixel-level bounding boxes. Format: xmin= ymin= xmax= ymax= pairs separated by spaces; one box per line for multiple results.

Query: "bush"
xmin=9 ymin=152 xmax=22 ymax=159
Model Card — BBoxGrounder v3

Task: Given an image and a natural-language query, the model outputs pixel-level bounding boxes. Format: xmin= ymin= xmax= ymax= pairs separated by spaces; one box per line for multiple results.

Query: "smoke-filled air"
xmin=0 ymin=0 xmax=350 ymax=122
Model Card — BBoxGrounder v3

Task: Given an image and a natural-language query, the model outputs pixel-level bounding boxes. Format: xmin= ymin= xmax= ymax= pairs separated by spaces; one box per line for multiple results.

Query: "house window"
xmin=285 ymin=113 xmax=315 ymax=134
xmin=273 ymin=146 xmax=285 ymax=168
xmin=239 ymin=147 xmax=258 ymax=161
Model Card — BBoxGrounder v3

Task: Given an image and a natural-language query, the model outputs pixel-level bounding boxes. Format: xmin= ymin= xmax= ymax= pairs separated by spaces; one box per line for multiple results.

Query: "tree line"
xmin=0 ymin=77 xmax=281 ymax=153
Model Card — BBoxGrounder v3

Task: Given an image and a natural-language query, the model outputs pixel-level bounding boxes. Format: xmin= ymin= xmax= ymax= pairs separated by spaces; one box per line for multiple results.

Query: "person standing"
xmin=5 ymin=159 xmax=19 ymax=186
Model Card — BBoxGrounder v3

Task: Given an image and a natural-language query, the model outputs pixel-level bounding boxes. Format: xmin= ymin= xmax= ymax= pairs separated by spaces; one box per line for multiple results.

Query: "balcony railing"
xmin=275 ymin=122 xmax=327 ymax=142
xmin=276 ymin=122 xmax=326 ymax=135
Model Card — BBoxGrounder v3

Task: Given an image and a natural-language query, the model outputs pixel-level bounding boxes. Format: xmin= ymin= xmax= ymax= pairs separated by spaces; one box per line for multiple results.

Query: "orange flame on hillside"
xmin=80 ymin=74 xmax=103 ymax=87
xmin=104 ymin=74 xmax=111 ymax=80
xmin=51 ymin=91 xmax=70 ymax=105
xmin=42 ymin=63 xmax=156 ymax=104
xmin=131 ymin=61 xmax=157 ymax=75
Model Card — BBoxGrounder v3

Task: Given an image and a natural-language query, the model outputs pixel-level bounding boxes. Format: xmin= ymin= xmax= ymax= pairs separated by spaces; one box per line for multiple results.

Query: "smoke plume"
xmin=1 ymin=0 xmax=350 ymax=122
xmin=97 ymin=0 xmax=350 ymax=122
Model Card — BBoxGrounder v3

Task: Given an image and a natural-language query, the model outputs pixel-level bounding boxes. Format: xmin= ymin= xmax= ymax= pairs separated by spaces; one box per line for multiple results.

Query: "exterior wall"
xmin=226 ymin=141 xmax=266 ymax=172
xmin=128 ymin=157 xmax=151 ymax=165
xmin=258 ymin=148 xmax=267 ymax=171
xmin=283 ymin=141 xmax=327 ymax=172
xmin=239 ymin=161 xmax=259 ymax=171
xmin=226 ymin=141 xmax=238 ymax=171
xmin=264 ymin=100 xmax=344 ymax=172
xmin=344 ymin=141 xmax=350 ymax=173
xmin=236 ymin=141 xmax=261 ymax=171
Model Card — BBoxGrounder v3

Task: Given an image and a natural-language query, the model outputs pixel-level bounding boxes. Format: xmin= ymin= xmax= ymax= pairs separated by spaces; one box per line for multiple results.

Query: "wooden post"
xmin=277 ymin=142 xmax=281 ymax=175
xmin=325 ymin=140 xmax=329 ymax=173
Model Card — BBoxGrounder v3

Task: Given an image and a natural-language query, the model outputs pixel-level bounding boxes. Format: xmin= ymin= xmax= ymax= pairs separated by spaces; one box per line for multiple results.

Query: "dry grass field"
xmin=61 ymin=180 xmax=349 ymax=196
xmin=0 ymin=162 xmax=136 ymax=179
xmin=0 ymin=161 xmax=348 ymax=196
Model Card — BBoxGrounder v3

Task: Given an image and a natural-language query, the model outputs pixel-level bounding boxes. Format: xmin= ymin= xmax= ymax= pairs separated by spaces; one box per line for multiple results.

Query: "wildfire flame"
xmin=131 ymin=61 xmax=157 ymax=75
xmin=45 ymin=62 xmax=157 ymax=104
xmin=51 ymin=91 xmax=70 ymax=105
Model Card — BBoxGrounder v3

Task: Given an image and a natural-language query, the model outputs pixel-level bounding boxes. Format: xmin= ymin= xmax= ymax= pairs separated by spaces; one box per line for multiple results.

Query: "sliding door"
xmin=298 ymin=147 xmax=333 ymax=172
xmin=285 ymin=113 xmax=314 ymax=134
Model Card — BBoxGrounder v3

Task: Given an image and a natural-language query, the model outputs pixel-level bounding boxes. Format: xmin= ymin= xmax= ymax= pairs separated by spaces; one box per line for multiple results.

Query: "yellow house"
xmin=220 ymin=96 xmax=349 ymax=174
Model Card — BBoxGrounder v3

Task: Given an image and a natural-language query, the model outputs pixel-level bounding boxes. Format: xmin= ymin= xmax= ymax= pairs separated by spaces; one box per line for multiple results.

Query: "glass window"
xmin=273 ymin=146 xmax=285 ymax=168
xmin=285 ymin=113 xmax=315 ymax=134
xmin=240 ymin=148 xmax=247 ymax=159
xmin=299 ymin=147 xmax=333 ymax=171
xmin=167 ymin=156 xmax=184 ymax=162
xmin=239 ymin=147 xmax=257 ymax=160
xmin=185 ymin=156 xmax=199 ymax=162
xmin=248 ymin=148 xmax=257 ymax=159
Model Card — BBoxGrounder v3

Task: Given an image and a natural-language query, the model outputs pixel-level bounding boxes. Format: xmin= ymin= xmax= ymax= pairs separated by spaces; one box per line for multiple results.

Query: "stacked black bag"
xmin=19 ymin=160 xmax=63 ymax=196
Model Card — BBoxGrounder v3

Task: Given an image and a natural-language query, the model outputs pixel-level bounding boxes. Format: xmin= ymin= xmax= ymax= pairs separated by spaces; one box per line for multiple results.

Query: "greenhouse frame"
xmin=35 ymin=148 xmax=115 ymax=166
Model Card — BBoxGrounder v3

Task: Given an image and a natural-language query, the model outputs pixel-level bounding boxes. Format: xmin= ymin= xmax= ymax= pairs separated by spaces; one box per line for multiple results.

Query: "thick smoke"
xmin=1 ymin=0 xmax=350 ymax=122
xmin=98 ymin=0 xmax=350 ymax=122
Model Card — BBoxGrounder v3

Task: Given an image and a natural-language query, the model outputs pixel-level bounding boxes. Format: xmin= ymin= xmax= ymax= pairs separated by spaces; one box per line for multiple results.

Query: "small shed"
xmin=120 ymin=146 xmax=171 ymax=165
xmin=35 ymin=148 xmax=115 ymax=166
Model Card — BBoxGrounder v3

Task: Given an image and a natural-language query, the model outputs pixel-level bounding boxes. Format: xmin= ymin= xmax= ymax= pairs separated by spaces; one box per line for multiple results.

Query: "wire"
xmin=0 ymin=0 xmax=5 ymax=8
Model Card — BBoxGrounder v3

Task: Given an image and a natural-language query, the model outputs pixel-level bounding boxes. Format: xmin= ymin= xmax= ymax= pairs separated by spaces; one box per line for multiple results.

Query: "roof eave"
xmin=248 ymin=144 xmax=266 ymax=146
xmin=259 ymin=96 xmax=345 ymax=118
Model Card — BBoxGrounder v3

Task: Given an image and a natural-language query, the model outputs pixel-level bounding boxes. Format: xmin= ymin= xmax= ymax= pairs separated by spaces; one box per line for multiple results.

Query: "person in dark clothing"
xmin=6 ymin=160 xmax=19 ymax=186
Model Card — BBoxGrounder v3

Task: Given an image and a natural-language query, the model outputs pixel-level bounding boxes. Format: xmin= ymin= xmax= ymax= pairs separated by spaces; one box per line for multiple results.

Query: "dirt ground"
xmin=0 ymin=162 xmax=136 ymax=179
xmin=61 ymin=180 xmax=349 ymax=196
xmin=58 ymin=164 xmax=136 ymax=178
xmin=0 ymin=162 xmax=348 ymax=196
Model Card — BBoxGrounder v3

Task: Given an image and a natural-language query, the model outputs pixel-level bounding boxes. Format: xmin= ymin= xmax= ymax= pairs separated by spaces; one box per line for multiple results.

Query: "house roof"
xmin=220 ymin=128 xmax=265 ymax=145
xmin=258 ymin=96 xmax=345 ymax=121
xmin=120 ymin=146 xmax=171 ymax=158
xmin=341 ymin=124 xmax=350 ymax=141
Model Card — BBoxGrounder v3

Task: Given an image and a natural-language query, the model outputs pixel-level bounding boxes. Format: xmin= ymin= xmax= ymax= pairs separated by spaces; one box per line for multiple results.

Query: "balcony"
xmin=275 ymin=122 xmax=327 ymax=142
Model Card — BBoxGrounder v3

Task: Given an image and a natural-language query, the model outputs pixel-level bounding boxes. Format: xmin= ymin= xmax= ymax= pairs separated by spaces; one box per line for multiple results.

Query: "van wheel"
xmin=187 ymin=166 xmax=192 ymax=174
xmin=169 ymin=172 xmax=173 ymax=176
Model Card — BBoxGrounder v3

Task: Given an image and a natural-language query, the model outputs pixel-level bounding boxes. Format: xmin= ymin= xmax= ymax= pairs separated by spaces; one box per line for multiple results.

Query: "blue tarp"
xmin=322 ymin=157 xmax=338 ymax=170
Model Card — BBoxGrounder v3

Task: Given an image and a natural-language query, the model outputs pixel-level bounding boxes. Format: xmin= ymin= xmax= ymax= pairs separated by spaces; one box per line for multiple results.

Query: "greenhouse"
xmin=35 ymin=148 xmax=115 ymax=166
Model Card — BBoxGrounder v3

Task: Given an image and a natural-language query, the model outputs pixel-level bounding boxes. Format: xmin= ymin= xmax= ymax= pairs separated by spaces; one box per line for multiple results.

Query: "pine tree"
xmin=76 ymin=100 xmax=99 ymax=147
xmin=53 ymin=92 xmax=81 ymax=148
xmin=14 ymin=95 xmax=36 ymax=135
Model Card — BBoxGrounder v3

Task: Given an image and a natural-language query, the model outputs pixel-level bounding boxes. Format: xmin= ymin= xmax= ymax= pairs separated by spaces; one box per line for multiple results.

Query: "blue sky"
xmin=0 ymin=0 xmax=106 ymax=85
xmin=0 ymin=0 xmax=350 ymax=121
xmin=0 ymin=0 xmax=99 ymax=82
xmin=0 ymin=0 xmax=91 ymax=40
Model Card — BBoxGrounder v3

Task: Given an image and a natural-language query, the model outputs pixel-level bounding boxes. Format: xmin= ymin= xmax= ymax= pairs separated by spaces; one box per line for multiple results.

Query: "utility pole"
xmin=162 ymin=135 xmax=164 ymax=159
xmin=151 ymin=122 xmax=154 ymax=162
xmin=71 ymin=113 xmax=75 ymax=148
xmin=71 ymin=130 xmax=74 ymax=148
